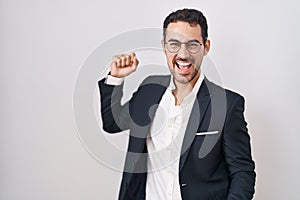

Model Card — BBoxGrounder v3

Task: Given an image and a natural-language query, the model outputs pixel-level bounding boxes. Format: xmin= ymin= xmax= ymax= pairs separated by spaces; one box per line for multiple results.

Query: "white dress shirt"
xmin=105 ymin=73 xmax=205 ymax=200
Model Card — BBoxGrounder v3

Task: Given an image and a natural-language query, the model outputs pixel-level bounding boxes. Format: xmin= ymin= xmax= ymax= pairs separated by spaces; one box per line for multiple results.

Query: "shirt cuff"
xmin=105 ymin=75 xmax=124 ymax=85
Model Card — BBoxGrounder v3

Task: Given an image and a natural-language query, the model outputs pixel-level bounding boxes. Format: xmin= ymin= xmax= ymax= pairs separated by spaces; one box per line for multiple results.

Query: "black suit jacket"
xmin=98 ymin=75 xmax=255 ymax=200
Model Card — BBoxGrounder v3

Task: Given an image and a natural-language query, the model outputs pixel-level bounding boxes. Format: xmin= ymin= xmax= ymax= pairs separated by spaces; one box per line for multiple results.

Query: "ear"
xmin=161 ymin=40 xmax=167 ymax=55
xmin=204 ymin=39 xmax=210 ymax=56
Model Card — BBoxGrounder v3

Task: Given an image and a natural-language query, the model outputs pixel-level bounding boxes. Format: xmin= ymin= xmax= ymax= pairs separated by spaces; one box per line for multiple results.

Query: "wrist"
xmin=105 ymin=74 xmax=124 ymax=85
xmin=109 ymin=71 xmax=124 ymax=78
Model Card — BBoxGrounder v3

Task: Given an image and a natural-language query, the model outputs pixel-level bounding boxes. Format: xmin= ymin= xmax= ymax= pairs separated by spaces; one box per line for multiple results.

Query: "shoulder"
xmin=130 ymin=75 xmax=171 ymax=99
xmin=140 ymin=75 xmax=171 ymax=88
xmin=204 ymin=78 xmax=245 ymax=104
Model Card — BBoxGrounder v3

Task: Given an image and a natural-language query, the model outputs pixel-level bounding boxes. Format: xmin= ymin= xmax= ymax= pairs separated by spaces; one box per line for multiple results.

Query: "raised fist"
xmin=110 ymin=53 xmax=139 ymax=78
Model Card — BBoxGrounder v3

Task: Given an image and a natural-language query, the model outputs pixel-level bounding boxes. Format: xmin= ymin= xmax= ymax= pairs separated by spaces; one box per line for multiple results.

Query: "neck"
xmin=172 ymin=72 xmax=200 ymax=105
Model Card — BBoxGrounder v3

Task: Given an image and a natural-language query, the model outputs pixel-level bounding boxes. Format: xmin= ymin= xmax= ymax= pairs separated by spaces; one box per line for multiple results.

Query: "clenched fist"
xmin=110 ymin=53 xmax=139 ymax=78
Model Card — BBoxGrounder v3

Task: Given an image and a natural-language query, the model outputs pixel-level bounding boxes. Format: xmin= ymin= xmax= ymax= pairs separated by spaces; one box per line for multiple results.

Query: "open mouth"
xmin=175 ymin=61 xmax=193 ymax=74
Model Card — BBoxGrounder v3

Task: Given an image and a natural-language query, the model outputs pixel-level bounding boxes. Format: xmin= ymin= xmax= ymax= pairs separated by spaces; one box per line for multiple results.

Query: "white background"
xmin=1 ymin=0 xmax=300 ymax=199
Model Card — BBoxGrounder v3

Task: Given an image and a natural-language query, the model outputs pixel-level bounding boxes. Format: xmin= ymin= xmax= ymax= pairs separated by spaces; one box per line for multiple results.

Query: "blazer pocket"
xmin=195 ymin=130 xmax=219 ymax=136
xmin=209 ymin=190 xmax=227 ymax=200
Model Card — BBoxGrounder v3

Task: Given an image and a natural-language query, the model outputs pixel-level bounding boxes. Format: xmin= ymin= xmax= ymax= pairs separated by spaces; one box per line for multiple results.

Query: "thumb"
xmin=132 ymin=54 xmax=139 ymax=68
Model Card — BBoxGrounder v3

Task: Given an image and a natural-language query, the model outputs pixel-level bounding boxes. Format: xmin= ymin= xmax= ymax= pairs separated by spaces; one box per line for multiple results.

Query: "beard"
xmin=171 ymin=68 xmax=199 ymax=84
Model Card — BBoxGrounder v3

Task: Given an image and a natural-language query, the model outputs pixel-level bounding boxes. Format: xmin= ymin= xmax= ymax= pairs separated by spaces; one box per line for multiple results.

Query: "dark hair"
xmin=163 ymin=8 xmax=208 ymax=43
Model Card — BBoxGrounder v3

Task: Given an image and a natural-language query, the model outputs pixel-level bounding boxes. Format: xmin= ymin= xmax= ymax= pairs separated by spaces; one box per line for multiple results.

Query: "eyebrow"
xmin=167 ymin=39 xmax=201 ymax=43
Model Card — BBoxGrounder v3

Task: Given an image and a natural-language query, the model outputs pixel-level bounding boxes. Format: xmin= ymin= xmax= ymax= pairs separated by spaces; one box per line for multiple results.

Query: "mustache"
xmin=173 ymin=57 xmax=195 ymax=64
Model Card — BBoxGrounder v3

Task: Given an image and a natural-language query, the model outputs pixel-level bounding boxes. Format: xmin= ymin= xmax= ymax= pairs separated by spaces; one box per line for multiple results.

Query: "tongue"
xmin=177 ymin=64 xmax=191 ymax=74
xmin=178 ymin=64 xmax=190 ymax=69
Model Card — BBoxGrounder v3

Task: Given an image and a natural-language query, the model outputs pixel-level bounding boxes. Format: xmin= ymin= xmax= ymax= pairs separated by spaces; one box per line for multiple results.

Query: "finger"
xmin=129 ymin=53 xmax=136 ymax=63
xmin=119 ymin=55 xmax=126 ymax=67
xmin=125 ymin=55 xmax=131 ymax=66
xmin=111 ymin=60 xmax=117 ymax=69
xmin=132 ymin=55 xmax=139 ymax=70
xmin=116 ymin=57 xmax=121 ymax=67
xmin=112 ymin=55 xmax=120 ymax=63
xmin=131 ymin=57 xmax=139 ymax=71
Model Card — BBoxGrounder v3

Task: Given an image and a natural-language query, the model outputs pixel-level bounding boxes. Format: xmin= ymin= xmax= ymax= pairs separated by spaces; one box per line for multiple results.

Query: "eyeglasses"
xmin=164 ymin=40 xmax=203 ymax=54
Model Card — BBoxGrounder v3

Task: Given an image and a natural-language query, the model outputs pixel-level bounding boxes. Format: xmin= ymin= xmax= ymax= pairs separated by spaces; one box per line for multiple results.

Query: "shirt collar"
xmin=167 ymin=73 xmax=205 ymax=107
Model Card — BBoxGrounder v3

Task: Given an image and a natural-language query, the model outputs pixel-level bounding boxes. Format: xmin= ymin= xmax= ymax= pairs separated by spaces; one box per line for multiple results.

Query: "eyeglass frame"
xmin=163 ymin=39 xmax=206 ymax=54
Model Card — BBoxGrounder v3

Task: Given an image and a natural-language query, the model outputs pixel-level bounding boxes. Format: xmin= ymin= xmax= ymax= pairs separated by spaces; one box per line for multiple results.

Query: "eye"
xmin=169 ymin=42 xmax=180 ymax=47
xmin=187 ymin=42 xmax=199 ymax=48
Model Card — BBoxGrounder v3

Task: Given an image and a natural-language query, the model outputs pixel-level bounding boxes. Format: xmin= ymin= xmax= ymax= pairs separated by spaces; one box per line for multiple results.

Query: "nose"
xmin=177 ymin=44 xmax=189 ymax=58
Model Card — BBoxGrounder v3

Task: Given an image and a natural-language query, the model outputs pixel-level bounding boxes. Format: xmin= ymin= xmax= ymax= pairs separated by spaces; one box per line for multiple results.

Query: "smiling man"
xmin=98 ymin=8 xmax=256 ymax=200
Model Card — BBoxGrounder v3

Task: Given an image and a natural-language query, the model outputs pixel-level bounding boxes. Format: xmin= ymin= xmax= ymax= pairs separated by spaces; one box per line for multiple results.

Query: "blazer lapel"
xmin=179 ymin=78 xmax=212 ymax=172
xmin=128 ymin=75 xmax=171 ymax=153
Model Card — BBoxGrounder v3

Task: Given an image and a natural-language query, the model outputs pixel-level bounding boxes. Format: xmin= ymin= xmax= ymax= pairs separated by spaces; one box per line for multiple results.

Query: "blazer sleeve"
xmin=223 ymin=94 xmax=256 ymax=200
xmin=98 ymin=78 xmax=130 ymax=133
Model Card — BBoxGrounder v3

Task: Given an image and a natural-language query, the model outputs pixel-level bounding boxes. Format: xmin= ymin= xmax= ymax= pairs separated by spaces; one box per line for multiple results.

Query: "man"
xmin=98 ymin=8 xmax=255 ymax=200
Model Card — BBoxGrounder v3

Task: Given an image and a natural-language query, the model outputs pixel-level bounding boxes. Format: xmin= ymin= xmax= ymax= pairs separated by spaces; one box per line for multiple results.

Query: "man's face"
xmin=162 ymin=21 xmax=210 ymax=85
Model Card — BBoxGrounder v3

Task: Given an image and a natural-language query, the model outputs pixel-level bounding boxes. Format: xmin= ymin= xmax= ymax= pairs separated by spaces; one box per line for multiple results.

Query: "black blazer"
xmin=98 ymin=75 xmax=255 ymax=200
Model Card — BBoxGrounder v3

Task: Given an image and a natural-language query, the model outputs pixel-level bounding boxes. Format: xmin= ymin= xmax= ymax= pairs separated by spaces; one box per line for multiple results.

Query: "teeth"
xmin=176 ymin=61 xmax=191 ymax=66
